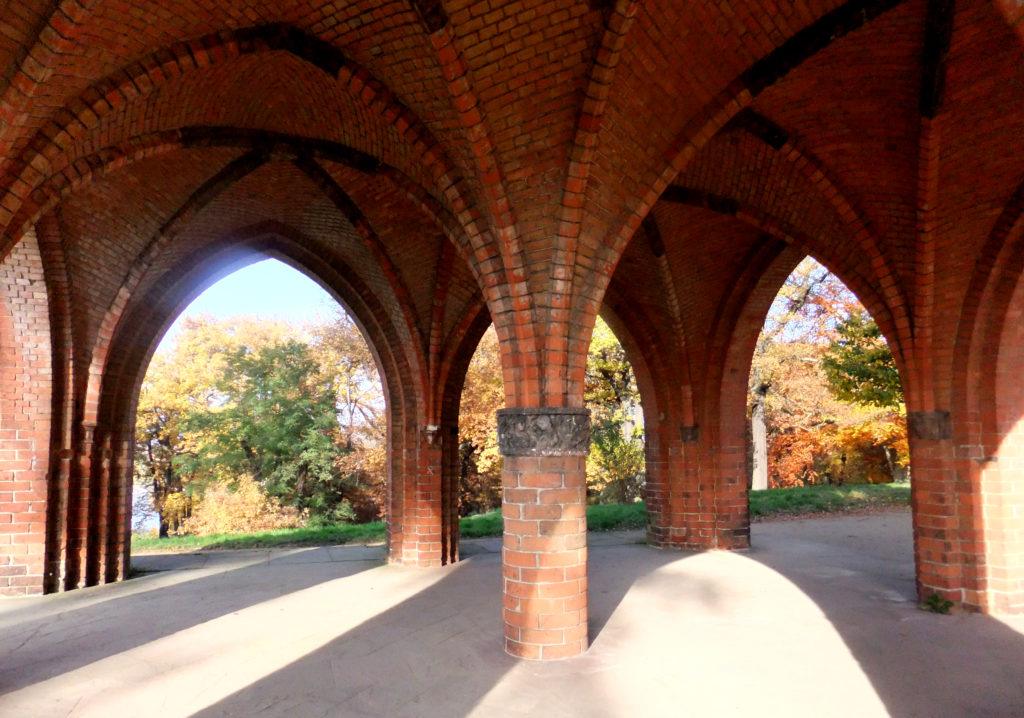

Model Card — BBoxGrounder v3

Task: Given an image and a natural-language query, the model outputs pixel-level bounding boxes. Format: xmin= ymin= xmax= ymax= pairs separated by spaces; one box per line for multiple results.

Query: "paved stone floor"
xmin=1 ymin=509 xmax=1022 ymax=717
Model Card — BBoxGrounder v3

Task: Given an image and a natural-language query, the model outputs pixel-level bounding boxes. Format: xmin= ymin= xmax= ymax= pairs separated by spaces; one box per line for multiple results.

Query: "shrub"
xmin=178 ymin=475 xmax=302 ymax=535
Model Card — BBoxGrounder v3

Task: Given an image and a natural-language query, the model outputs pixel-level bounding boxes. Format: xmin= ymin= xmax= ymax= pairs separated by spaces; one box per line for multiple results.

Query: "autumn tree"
xmin=585 ymin=317 xmax=644 ymax=503
xmin=749 ymin=257 xmax=909 ymax=488
xmin=135 ymin=366 xmax=191 ymax=537
xmin=134 ymin=315 xmax=298 ymax=536
xmin=821 ymin=310 xmax=907 ymax=482
xmin=749 ymin=258 xmax=852 ymax=489
xmin=309 ymin=311 xmax=385 ymax=449
xmin=456 ymin=318 xmax=646 ymax=512
xmin=175 ymin=339 xmax=347 ymax=515
xmin=136 ymin=313 xmax=386 ymax=534
xmin=309 ymin=311 xmax=387 ymax=520
xmin=822 ymin=311 xmax=904 ymax=409
xmin=458 ymin=326 xmax=504 ymax=514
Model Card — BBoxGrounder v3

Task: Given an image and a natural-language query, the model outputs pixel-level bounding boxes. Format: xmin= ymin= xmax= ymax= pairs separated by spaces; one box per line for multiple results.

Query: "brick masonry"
xmin=0 ymin=230 xmax=52 ymax=596
xmin=0 ymin=1 xmax=1021 ymax=659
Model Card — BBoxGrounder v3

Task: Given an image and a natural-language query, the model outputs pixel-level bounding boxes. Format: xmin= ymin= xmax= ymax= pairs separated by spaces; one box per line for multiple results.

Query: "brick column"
xmin=645 ymin=424 xmax=703 ymax=548
xmin=645 ymin=423 xmax=749 ymax=551
xmin=388 ymin=422 xmax=463 ymax=568
xmin=64 ymin=420 xmax=96 ymax=590
xmin=0 ymin=233 xmax=52 ymax=596
xmin=498 ymin=407 xmax=590 ymax=660
xmin=906 ymin=410 xmax=962 ymax=605
xmin=440 ymin=419 xmax=460 ymax=565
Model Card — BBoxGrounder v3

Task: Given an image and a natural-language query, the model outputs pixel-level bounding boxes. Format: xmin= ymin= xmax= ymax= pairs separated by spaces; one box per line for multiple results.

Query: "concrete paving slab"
xmin=459 ymin=536 xmax=502 ymax=556
xmin=1 ymin=509 xmax=1022 ymax=717
xmin=325 ymin=544 xmax=387 ymax=562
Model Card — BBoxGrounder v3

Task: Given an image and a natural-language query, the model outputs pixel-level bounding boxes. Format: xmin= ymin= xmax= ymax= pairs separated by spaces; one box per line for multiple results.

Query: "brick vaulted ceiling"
xmin=0 ymin=0 xmax=1022 ymax=408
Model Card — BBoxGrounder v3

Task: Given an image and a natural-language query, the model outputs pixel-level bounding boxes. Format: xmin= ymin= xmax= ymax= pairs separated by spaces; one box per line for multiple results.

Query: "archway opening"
xmin=586 ymin=316 xmax=646 ymax=507
xmin=132 ymin=257 xmax=386 ymax=541
xmin=747 ymin=256 xmax=909 ymax=511
xmin=457 ymin=324 xmax=503 ymax=518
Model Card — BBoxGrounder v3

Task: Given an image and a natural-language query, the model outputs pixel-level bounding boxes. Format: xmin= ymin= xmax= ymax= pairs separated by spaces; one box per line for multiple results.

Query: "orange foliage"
xmin=767 ymin=416 xmax=908 ymax=488
xmin=750 ymin=259 xmax=910 ymax=489
xmin=768 ymin=426 xmax=837 ymax=488
xmin=335 ymin=444 xmax=387 ymax=522
xmin=458 ymin=326 xmax=504 ymax=514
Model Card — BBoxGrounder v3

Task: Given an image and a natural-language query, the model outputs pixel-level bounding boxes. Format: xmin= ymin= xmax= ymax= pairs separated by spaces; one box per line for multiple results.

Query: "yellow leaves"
xmin=460 ymin=325 xmax=504 ymax=469
xmin=458 ymin=326 xmax=505 ymax=514
xmin=308 ymin=308 xmax=385 ymax=448
xmin=161 ymin=491 xmax=192 ymax=533
xmin=178 ymin=475 xmax=302 ymax=535
xmin=138 ymin=311 xmax=386 ymax=529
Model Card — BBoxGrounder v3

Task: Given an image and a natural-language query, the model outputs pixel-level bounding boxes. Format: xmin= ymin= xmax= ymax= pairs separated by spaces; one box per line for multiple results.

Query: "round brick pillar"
xmin=497 ymin=407 xmax=590 ymax=660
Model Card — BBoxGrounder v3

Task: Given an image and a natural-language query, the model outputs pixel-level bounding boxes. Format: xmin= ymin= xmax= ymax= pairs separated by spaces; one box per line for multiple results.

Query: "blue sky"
xmin=157 ymin=259 xmax=337 ymax=350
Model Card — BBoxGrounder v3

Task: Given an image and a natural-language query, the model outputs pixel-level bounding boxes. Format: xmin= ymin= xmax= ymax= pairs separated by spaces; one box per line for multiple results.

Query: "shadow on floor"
xmin=192 ymin=534 xmax=652 ymax=718
xmin=2 ymin=514 xmax=1022 ymax=716
xmin=746 ymin=511 xmax=1024 ymax=717
xmin=0 ymin=547 xmax=382 ymax=695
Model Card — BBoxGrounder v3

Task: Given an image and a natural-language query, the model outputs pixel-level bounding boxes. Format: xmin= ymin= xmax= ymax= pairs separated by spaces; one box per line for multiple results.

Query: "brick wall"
xmin=0 ymin=230 xmax=51 ymax=596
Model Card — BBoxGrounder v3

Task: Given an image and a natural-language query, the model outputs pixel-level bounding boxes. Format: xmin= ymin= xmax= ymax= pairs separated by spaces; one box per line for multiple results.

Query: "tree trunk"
xmin=751 ymin=388 xmax=769 ymax=490
xmin=884 ymin=446 xmax=897 ymax=483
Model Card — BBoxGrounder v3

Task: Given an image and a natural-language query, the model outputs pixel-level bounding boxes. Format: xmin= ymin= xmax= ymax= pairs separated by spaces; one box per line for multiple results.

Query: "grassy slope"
xmin=749 ymin=482 xmax=910 ymax=518
xmin=133 ymin=483 xmax=909 ymax=553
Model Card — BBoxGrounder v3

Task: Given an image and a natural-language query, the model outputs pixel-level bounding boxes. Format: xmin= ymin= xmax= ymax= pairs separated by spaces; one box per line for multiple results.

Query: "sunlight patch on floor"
xmin=1 ymin=562 xmax=455 ymax=717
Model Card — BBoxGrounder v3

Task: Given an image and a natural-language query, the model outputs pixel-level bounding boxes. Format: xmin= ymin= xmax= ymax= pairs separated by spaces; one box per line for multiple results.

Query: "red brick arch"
xmin=4 ymin=0 xmax=1024 ymax=655
xmin=0 ymin=23 xmax=513 ymax=312
xmin=0 ymin=229 xmax=53 ymax=595
xmin=953 ymin=178 xmax=1024 ymax=453
xmin=0 ymin=20 xmax=555 ymax=434
xmin=652 ymin=187 xmax=909 ymax=377
xmin=943 ymin=176 xmax=1024 ymax=612
xmin=560 ymin=3 xmax=924 ymax=424
xmin=603 ymin=186 xmax=917 ymax=552
xmin=435 ymin=302 xmax=493 ymax=564
xmin=11 ymin=89 xmax=492 ymax=582
xmin=68 ymin=221 xmax=459 ymax=586
xmin=75 ymin=145 xmax=435 ymax=441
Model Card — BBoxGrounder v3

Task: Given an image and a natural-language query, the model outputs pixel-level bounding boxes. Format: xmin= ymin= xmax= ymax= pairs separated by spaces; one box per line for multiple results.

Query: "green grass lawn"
xmin=131 ymin=521 xmax=386 ymax=553
xmin=133 ymin=483 xmax=909 ymax=553
xmin=749 ymin=481 xmax=910 ymax=518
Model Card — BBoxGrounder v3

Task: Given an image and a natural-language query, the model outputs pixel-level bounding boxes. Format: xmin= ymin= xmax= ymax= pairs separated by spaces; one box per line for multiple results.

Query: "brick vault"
xmin=1 ymin=0 xmax=1023 ymax=659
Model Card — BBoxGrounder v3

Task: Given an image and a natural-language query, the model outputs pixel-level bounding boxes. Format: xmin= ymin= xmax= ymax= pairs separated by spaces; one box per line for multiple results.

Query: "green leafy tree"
xmin=585 ymin=317 xmax=644 ymax=503
xmin=587 ymin=417 xmax=645 ymax=503
xmin=136 ymin=313 xmax=390 ymax=533
xmin=135 ymin=315 xmax=251 ymax=536
xmin=135 ymin=315 xmax=304 ymax=534
xmin=586 ymin=317 xmax=637 ymax=411
xmin=821 ymin=311 xmax=904 ymax=409
xmin=175 ymin=339 xmax=352 ymax=519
